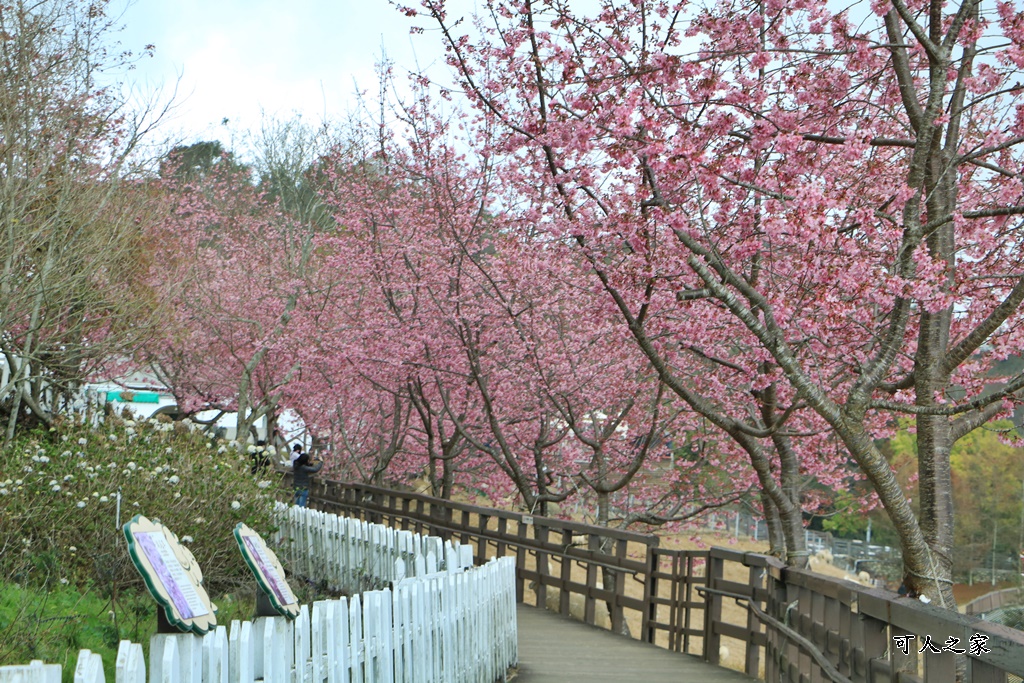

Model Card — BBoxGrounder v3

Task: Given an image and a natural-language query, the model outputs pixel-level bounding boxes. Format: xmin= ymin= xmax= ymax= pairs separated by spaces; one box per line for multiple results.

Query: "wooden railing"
xmin=964 ymin=587 xmax=1024 ymax=616
xmin=312 ymin=479 xmax=1024 ymax=683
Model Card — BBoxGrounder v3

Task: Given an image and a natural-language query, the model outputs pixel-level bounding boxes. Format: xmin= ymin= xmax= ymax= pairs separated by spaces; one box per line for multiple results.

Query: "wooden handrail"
xmin=315 ymin=478 xmax=661 ymax=544
xmin=307 ymin=478 xmax=1024 ymax=682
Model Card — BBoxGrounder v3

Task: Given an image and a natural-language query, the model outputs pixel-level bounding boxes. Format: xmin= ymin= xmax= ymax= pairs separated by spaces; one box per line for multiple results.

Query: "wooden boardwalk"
xmin=514 ymin=605 xmax=755 ymax=682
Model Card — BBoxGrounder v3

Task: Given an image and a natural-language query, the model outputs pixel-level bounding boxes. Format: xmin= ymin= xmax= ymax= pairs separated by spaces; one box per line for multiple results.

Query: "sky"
xmin=114 ymin=0 xmax=448 ymax=145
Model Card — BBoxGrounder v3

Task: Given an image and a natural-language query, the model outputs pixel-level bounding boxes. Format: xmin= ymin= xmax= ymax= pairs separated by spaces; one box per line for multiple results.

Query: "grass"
xmin=0 ymin=581 xmax=260 ymax=681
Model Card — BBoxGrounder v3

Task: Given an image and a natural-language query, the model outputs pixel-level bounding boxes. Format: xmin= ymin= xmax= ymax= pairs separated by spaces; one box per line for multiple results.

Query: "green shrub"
xmin=0 ymin=415 xmax=288 ymax=595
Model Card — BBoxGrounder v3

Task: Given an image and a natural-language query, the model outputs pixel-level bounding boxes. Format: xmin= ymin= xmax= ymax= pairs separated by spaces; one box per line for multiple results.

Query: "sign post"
xmin=233 ymin=523 xmax=300 ymax=619
xmin=123 ymin=515 xmax=217 ymax=635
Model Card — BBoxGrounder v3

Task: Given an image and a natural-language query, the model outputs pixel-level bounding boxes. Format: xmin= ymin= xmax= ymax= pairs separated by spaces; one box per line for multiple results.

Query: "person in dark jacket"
xmin=250 ymin=439 xmax=271 ymax=476
xmin=292 ymin=452 xmax=322 ymax=507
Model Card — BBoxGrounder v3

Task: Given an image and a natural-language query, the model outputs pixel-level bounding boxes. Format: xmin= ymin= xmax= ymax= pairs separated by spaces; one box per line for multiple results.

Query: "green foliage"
xmin=0 ymin=580 xmax=260 ymax=678
xmin=161 ymin=141 xmax=249 ymax=182
xmin=821 ymin=489 xmax=871 ymax=538
xmin=948 ymin=422 xmax=1024 ymax=572
xmin=0 ymin=582 xmax=118 ymax=676
xmin=884 ymin=420 xmax=1024 ymax=577
xmin=0 ymin=415 xmax=288 ymax=594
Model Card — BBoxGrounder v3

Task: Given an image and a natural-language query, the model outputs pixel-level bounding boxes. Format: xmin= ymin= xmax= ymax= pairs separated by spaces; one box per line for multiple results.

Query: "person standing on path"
xmin=292 ymin=452 xmax=322 ymax=507
xmin=289 ymin=443 xmax=304 ymax=467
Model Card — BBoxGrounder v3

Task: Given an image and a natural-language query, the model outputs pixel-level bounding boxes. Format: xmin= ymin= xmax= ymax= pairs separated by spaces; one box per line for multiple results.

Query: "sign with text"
xmin=233 ymin=523 xmax=300 ymax=619
xmin=123 ymin=515 xmax=217 ymax=634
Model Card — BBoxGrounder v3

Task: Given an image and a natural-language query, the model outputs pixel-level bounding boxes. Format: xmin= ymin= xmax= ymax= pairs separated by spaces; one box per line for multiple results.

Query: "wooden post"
xmin=745 ymin=563 xmax=763 ymax=677
xmin=641 ymin=546 xmax=658 ymax=645
xmin=516 ymin=517 xmax=529 ymax=604
xmin=535 ymin=523 xmax=550 ymax=612
xmin=478 ymin=513 xmax=491 ymax=564
xmin=585 ymin=533 xmax=599 ymax=626
xmin=560 ymin=529 xmax=573 ymax=618
xmin=684 ymin=554 xmax=701 ymax=655
xmin=704 ymin=553 xmax=724 ymax=665
xmin=611 ymin=539 xmax=628 ymax=635
xmin=495 ymin=516 xmax=508 ymax=560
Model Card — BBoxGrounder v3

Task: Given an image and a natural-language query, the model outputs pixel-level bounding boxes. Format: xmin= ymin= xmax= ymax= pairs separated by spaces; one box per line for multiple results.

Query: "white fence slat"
xmin=445 ymin=543 xmax=458 ymax=575
xmin=73 ymin=650 xmax=104 ymax=683
xmin=442 ymin=574 xmax=456 ymax=683
xmin=257 ymin=616 xmax=291 ymax=683
xmin=458 ymin=545 xmax=474 ymax=570
xmin=370 ymin=525 xmax=382 ymax=582
xmin=251 ymin=618 xmax=266 ymax=681
xmin=153 ymin=635 xmax=179 ymax=683
xmin=327 ymin=515 xmax=341 ymax=589
xmin=228 ymin=620 xmax=254 ymax=683
xmin=165 ymin=633 xmax=202 ymax=683
xmin=0 ymin=660 xmax=63 ymax=683
xmin=416 ymin=578 xmax=429 ymax=683
xmin=116 ymin=640 xmax=145 ymax=683
xmin=457 ymin=571 xmax=469 ymax=683
xmin=310 ymin=601 xmax=329 ymax=683
xmin=332 ymin=598 xmax=351 ymax=683
xmin=293 ymin=603 xmax=311 ymax=683
xmin=410 ymin=581 xmax=427 ymax=683
xmin=430 ymin=539 xmax=443 ymax=570
xmin=426 ymin=551 xmax=437 ymax=575
xmin=201 ymin=626 xmax=228 ymax=683
xmin=393 ymin=584 xmax=413 ymax=683
xmin=429 ymin=577 xmax=443 ymax=683
xmin=379 ymin=589 xmax=394 ymax=683
xmin=348 ymin=594 xmax=364 ymax=683
xmin=362 ymin=592 xmax=379 ymax=682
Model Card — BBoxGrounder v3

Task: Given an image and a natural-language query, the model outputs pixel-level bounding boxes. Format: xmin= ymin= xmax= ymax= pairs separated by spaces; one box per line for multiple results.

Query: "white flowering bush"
xmin=0 ymin=415 xmax=288 ymax=592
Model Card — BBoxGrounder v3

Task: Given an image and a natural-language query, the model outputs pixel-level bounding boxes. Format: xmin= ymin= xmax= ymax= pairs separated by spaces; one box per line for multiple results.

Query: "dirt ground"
xmin=952 ymin=579 xmax=1018 ymax=606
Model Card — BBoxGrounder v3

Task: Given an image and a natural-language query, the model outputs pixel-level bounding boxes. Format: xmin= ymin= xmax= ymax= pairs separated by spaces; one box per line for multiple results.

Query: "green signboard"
xmin=234 ymin=523 xmax=300 ymax=619
xmin=107 ymin=391 xmax=161 ymax=403
xmin=123 ymin=515 xmax=217 ymax=634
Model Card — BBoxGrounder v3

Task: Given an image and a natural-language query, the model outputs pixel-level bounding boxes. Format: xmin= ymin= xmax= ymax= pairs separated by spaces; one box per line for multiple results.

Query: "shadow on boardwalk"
xmin=514 ymin=605 xmax=755 ymax=682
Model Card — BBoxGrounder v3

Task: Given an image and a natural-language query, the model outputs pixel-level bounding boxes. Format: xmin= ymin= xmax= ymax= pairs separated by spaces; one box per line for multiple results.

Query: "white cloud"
xmin=113 ymin=0 xmax=439 ymax=140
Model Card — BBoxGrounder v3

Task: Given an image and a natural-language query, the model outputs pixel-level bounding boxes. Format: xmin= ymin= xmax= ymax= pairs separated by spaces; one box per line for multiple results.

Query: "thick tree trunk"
xmin=428 ymin=454 xmax=440 ymax=496
xmin=534 ymin=447 xmax=550 ymax=516
xmin=595 ymin=490 xmax=630 ymax=636
xmin=761 ymin=492 xmax=786 ymax=561
xmin=771 ymin=422 xmax=809 ymax=568
xmin=910 ymin=221 xmax=957 ymax=607
xmin=914 ymin=410 xmax=956 ymax=608
xmin=440 ymin=460 xmax=454 ymax=499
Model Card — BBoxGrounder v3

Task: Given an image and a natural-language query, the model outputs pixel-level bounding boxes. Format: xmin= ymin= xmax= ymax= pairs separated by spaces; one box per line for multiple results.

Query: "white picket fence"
xmin=0 ymin=507 xmax=518 ymax=683
xmin=275 ymin=505 xmax=474 ymax=593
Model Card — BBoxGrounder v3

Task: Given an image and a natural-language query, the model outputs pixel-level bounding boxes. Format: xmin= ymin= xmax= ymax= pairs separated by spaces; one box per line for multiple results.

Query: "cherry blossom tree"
xmin=312 ymin=112 xmax=573 ymax=505
xmin=314 ymin=90 xmax=758 ymax=533
xmin=147 ymin=151 xmax=329 ymax=443
xmin=419 ymin=0 xmax=1024 ymax=602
